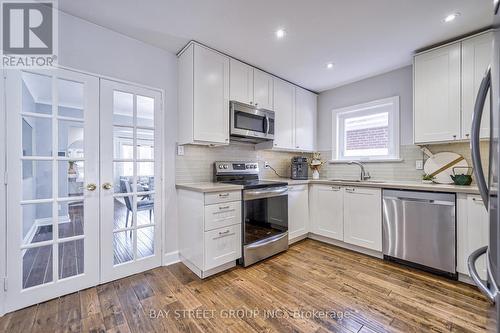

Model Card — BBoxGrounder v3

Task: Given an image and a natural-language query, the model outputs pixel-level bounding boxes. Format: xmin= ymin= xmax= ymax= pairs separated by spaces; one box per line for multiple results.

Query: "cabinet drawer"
xmin=204 ymin=224 xmax=242 ymax=270
xmin=204 ymin=190 xmax=241 ymax=205
xmin=204 ymin=201 xmax=242 ymax=231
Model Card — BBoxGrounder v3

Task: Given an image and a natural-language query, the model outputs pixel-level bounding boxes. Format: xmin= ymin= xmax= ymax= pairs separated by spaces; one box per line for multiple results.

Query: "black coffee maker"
xmin=291 ymin=156 xmax=308 ymax=180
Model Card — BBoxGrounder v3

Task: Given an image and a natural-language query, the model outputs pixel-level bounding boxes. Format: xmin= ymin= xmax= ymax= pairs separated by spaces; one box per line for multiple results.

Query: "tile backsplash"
xmin=175 ymin=142 xmax=489 ymax=184
xmin=175 ymin=143 xmax=311 ymax=182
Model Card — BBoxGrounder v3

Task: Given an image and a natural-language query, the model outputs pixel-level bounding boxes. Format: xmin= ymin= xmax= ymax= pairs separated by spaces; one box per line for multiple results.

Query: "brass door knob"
xmin=102 ymin=182 xmax=113 ymax=190
xmin=86 ymin=183 xmax=97 ymax=191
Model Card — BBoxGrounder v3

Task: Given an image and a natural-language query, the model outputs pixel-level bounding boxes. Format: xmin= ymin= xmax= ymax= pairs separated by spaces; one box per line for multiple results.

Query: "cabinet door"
xmin=273 ymin=79 xmax=295 ymax=149
xmin=288 ymin=185 xmax=309 ymax=240
xmin=204 ymin=224 xmax=241 ymax=270
xmin=253 ymin=69 xmax=274 ymax=110
xmin=229 ymin=59 xmax=254 ymax=105
xmin=457 ymin=195 xmax=489 ymax=279
xmin=343 ymin=187 xmax=382 ymax=251
xmin=295 ymin=87 xmax=317 ymax=151
xmin=193 ymin=45 xmax=230 ymax=144
xmin=414 ymin=43 xmax=461 ymax=143
xmin=310 ymin=185 xmax=343 ymax=240
xmin=462 ymin=33 xmax=493 ymax=139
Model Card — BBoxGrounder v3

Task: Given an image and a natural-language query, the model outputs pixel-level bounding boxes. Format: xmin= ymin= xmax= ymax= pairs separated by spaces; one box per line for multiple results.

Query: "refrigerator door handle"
xmin=471 ymin=67 xmax=491 ymax=207
xmin=468 ymin=246 xmax=497 ymax=303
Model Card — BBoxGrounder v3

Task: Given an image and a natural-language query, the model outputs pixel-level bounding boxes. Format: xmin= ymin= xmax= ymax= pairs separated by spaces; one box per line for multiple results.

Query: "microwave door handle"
xmin=264 ymin=115 xmax=269 ymax=135
xmin=471 ymin=67 xmax=491 ymax=207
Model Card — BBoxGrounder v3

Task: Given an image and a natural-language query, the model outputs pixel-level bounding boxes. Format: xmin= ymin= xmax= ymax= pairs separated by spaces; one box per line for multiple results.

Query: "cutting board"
xmin=423 ymin=152 xmax=468 ymax=184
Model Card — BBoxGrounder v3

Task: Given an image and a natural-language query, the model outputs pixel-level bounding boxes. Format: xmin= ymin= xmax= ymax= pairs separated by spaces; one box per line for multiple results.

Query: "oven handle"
xmin=246 ymin=232 xmax=288 ymax=250
xmin=244 ymin=186 xmax=288 ymax=200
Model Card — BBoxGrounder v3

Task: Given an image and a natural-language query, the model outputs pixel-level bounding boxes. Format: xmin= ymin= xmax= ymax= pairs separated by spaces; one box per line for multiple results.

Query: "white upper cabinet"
xmin=414 ymin=43 xmax=461 ymax=143
xmin=295 ymin=87 xmax=317 ymax=151
xmin=229 ymin=59 xmax=254 ymax=105
xmin=273 ymin=79 xmax=295 ymax=149
xmin=462 ymin=32 xmax=493 ymax=139
xmin=178 ymin=43 xmax=230 ymax=145
xmin=343 ymin=187 xmax=382 ymax=251
xmin=310 ymin=185 xmax=344 ymax=240
xmin=253 ymin=69 xmax=274 ymax=110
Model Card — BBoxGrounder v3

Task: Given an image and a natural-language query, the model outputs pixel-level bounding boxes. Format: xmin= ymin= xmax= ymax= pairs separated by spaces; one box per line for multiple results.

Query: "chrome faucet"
xmin=348 ymin=161 xmax=371 ymax=181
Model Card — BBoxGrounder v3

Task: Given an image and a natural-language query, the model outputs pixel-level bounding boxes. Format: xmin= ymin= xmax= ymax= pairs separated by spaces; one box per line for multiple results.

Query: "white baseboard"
xmin=289 ymin=233 xmax=308 ymax=245
xmin=163 ymin=251 xmax=180 ymax=266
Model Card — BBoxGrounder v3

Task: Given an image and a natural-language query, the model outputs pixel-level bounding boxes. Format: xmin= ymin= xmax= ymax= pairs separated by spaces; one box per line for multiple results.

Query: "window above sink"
xmin=332 ymin=96 xmax=400 ymax=162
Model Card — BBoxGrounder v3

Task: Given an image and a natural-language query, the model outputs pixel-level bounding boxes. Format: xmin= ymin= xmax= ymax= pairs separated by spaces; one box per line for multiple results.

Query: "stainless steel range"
xmin=214 ymin=161 xmax=288 ymax=266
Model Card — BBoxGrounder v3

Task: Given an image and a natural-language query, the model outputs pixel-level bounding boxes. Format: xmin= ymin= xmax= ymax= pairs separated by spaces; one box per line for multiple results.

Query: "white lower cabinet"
xmin=457 ymin=194 xmax=489 ymax=280
xmin=343 ymin=187 xmax=382 ymax=251
xmin=310 ymin=184 xmax=382 ymax=252
xmin=178 ymin=189 xmax=242 ymax=278
xmin=310 ymin=185 xmax=344 ymax=240
xmin=288 ymin=185 xmax=309 ymax=241
xmin=204 ymin=224 xmax=241 ymax=270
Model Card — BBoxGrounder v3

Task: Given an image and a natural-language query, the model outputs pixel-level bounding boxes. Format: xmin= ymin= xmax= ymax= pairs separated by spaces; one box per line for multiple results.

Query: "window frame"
xmin=333 ymin=96 xmax=400 ymax=162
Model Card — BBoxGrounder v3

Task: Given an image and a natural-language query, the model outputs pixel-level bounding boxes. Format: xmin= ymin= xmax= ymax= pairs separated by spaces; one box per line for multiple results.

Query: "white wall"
xmin=317 ymin=65 xmax=413 ymax=151
xmin=58 ymin=12 xmax=179 ymax=259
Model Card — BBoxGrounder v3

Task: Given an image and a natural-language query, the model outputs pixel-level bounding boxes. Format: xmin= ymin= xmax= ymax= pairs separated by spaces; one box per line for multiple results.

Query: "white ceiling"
xmin=58 ymin=0 xmax=493 ymax=92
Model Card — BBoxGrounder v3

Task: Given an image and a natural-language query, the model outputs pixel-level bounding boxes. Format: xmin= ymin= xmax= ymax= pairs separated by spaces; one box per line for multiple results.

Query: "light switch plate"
xmin=415 ymin=160 xmax=423 ymax=170
xmin=177 ymin=145 xmax=185 ymax=156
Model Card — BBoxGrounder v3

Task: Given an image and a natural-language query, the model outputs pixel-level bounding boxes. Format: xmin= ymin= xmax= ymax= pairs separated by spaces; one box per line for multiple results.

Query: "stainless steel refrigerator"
xmin=468 ymin=1 xmax=500 ymax=330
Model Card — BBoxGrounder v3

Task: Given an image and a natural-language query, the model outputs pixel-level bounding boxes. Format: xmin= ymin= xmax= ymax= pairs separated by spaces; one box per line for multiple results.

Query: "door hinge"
xmin=3 ymin=278 xmax=7 ymax=291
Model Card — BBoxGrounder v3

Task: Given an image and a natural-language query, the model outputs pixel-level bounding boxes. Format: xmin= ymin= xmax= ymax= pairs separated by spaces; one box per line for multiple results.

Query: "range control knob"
xmin=218 ymin=165 xmax=223 ymax=169
xmin=223 ymin=165 xmax=228 ymax=169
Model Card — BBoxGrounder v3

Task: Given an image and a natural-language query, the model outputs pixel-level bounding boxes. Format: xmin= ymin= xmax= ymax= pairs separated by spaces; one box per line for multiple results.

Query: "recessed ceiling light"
xmin=443 ymin=12 xmax=460 ymax=23
xmin=276 ymin=29 xmax=286 ymax=39
xmin=326 ymin=63 xmax=334 ymax=69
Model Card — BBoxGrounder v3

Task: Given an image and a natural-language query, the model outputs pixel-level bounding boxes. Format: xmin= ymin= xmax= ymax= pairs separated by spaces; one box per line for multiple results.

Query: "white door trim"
xmin=0 ymin=69 xmax=6 ymax=317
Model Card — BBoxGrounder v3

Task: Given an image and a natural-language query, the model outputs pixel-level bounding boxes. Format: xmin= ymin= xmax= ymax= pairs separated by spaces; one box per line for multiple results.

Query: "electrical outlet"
xmin=415 ymin=159 xmax=423 ymax=170
xmin=177 ymin=145 xmax=185 ymax=156
xmin=264 ymin=161 xmax=270 ymax=169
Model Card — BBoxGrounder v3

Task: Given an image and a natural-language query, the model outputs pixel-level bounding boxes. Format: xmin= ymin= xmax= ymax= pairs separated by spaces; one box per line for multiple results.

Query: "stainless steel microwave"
xmin=230 ymin=101 xmax=275 ymax=143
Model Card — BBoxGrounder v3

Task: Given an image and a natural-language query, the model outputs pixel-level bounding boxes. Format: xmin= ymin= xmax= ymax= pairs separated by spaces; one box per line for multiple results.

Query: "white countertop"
xmin=175 ymin=182 xmax=243 ymax=193
xmin=176 ymin=178 xmax=480 ymax=194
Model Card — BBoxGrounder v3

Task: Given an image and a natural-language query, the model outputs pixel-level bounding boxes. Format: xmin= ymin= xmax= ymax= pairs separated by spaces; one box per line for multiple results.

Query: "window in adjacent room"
xmin=333 ymin=96 xmax=400 ymax=161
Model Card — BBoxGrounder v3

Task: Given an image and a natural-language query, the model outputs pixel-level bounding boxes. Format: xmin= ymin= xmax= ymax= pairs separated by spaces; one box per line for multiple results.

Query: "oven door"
xmin=230 ymin=101 xmax=274 ymax=140
xmin=242 ymin=186 xmax=288 ymax=266
xmin=243 ymin=186 xmax=288 ymax=245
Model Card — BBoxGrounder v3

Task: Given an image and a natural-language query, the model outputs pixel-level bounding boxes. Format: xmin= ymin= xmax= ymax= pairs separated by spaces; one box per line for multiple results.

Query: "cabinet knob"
xmin=86 ymin=183 xmax=97 ymax=191
xmin=102 ymin=182 xmax=113 ymax=190
xmin=250 ymin=101 xmax=253 ymax=105
xmin=453 ymin=135 xmax=457 ymax=139
xmin=465 ymin=133 xmax=470 ymax=138
xmin=255 ymin=103 xmax=259 ymax=107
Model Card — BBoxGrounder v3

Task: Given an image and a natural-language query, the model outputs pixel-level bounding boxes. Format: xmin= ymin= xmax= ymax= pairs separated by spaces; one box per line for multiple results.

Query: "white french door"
xmin=5 ymin=68 xmax=100 ymax=311
xmin=4 ymin=71 xmax=163 ymax=312
xmin=99 ymin=79 xmax=162 ymax=283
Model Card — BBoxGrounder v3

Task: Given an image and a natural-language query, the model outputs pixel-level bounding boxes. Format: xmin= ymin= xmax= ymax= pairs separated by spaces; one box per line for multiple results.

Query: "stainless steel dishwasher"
xmin=382 ymin=189 xmax=456 ymax=278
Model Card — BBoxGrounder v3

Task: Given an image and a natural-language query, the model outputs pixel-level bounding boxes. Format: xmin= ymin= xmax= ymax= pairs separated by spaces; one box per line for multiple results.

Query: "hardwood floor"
xmin=2 ymin=239 xmax=495 ymax=333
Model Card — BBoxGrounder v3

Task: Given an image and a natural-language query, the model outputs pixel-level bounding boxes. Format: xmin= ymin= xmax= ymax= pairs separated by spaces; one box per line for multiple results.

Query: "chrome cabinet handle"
xmin=345 ymin=188 xmax=355 ymax=192
xmin=102 ymin=182 xmax=112 ymax=190
xmin=471 ymin=67 xmax=491 ymax=208
xmin=219 ymin=193 xmax=230 ymax=197
xmin=86 ymin=183 xmax=97 ymax=191
xmin=219 ymin=230 xmax=230 ymax=235
xmin=218 ymin=205 xmax=230 ymax=210
xmin=331 ymin=186 xmax=341 ymax=191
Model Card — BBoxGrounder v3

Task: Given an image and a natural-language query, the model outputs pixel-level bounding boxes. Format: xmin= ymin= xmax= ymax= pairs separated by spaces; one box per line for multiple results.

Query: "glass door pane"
xmin=100 ymin=80 xmax=162 ymax=282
